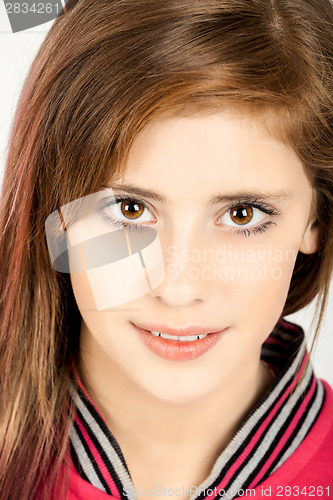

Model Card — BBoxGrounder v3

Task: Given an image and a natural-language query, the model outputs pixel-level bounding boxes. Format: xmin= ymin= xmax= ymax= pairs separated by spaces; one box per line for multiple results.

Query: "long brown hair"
xmin=0 ymin=0 xmax=332 ymax=498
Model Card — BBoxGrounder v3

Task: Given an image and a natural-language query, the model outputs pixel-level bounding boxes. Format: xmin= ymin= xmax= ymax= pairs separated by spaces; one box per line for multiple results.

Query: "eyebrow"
xmin=109 ymin=183 xmax=293 ymax=205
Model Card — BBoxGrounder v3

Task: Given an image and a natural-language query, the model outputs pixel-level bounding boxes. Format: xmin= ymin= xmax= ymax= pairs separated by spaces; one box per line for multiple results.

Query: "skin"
xmin=70 ymin=111 xmax=318 ymax=496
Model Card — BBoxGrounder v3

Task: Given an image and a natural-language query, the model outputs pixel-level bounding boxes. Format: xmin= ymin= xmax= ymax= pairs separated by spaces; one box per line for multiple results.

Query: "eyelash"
xmin=102 ymin=195 xmax=279 ymax=237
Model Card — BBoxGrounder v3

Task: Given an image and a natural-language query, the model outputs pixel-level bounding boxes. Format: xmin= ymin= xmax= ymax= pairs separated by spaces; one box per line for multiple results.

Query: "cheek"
xmin=70 ymin=272 xmax=137 ymax=360
xmin=222 ymin=243 xmax=298 ymax=328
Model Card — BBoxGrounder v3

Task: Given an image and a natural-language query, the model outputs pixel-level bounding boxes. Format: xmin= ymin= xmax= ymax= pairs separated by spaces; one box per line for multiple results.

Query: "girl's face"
xmin=70 ymin=111 xmax=318 ymax=404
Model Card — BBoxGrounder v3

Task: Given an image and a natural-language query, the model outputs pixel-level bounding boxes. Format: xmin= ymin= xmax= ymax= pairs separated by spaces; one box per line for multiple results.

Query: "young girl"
xmin=0 ymin=0 xmax=332 ymax=499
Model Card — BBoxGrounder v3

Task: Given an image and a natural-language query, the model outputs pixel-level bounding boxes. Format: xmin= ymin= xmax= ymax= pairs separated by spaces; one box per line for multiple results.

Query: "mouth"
xmin=131 ymin=322 xmax=229 ymax=361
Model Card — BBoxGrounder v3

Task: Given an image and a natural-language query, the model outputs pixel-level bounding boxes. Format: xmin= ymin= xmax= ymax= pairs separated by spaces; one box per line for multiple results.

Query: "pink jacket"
xmin=67 ymin=381 xmax=333 ymax=500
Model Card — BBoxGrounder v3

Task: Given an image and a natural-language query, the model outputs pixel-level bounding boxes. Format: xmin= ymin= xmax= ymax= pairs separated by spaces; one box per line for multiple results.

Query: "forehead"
xmin=128 ymin=110 xmax=288 ymax=152
xmin=119 ymin=111 xmax=307 ymax=199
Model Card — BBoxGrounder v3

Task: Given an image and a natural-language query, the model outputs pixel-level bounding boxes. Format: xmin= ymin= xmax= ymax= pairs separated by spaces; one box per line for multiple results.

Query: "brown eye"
xmin=120 ymin=199 xmax=145 ymax=220
xmin=230 ymin=205 xmax=253 ymax=225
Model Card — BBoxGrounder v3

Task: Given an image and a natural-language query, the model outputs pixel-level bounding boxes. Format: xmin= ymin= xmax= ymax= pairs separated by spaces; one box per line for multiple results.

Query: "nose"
xmin=151 ymin=273 xmax=203 ymax=309
xmin=149 ymin=229 xmax=213 ymax=309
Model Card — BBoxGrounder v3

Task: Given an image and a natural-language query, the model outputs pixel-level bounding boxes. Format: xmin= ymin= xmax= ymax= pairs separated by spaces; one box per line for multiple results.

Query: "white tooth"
xmin=180 ymin=335 xmax=197 ymax=341
xmin=161 ymin=333 xmax=179 ymax=340
xmin=150 ymin=331 xmax=207 ymax=341
xmin=150 ymin=330 xmax=161 ymax=337
xmin=178 ymin=334 xmax=207 ymax=341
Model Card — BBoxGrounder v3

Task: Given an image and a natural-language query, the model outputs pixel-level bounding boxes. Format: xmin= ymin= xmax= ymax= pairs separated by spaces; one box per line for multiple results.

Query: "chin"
xmin=153 ymin=390 xmax=207 ymax=406
xmin=140 ymin=375 xmax=215 ymax=406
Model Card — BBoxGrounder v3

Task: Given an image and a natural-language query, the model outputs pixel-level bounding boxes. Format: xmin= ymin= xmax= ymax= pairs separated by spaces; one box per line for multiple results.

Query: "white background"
xmin=0 ymin=5 xmax=332 ymax=385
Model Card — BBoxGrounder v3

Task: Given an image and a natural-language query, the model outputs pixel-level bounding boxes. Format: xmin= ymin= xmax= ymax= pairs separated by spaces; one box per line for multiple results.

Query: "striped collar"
xmin=68 ymin=319 xmax=325 ymax=500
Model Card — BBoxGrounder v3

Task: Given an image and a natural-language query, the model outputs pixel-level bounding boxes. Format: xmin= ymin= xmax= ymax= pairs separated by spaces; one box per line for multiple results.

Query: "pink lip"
xmin=131 ymin=323 xmax=229 ymax=361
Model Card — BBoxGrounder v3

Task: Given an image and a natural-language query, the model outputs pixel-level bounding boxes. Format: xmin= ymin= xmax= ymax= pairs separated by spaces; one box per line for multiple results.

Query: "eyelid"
xmin=222 ymin=198 xmax=280 ymax=214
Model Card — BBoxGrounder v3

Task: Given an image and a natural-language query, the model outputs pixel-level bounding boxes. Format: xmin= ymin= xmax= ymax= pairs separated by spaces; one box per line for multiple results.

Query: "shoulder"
xmin=67 ymin=455 xmax=114 ymax=500
xmin=282 ymin=380 xmax=333 ymax=478
xmin=289 ymin=380 xmax=333 ymax=480
xmin=254 ymin=380 xmax=333 ymax=497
